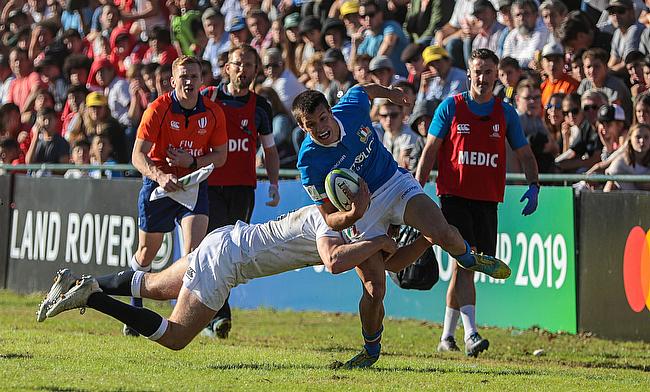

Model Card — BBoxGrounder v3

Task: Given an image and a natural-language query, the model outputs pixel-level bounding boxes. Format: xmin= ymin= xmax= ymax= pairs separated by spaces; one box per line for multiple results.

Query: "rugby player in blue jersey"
xmin=293 ymin=83 xmax=511 ymax=368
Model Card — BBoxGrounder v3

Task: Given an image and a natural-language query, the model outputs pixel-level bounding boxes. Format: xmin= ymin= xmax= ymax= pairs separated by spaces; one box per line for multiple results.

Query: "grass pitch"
xmin=1 ymin=290 xmax=649 ymax=391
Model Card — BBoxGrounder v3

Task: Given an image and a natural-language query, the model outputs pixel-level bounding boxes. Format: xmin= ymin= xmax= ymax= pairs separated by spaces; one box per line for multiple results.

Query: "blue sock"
xmin=131 ymin=297 xmax=143 ymax=308
xmin=453 ymin=241 xmax=475 ymax=268
xmin=363 ymin=325 xmax=383 ymax=357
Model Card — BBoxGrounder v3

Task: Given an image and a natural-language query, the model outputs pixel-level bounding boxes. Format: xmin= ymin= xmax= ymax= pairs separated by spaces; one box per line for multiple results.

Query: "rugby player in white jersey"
xmin=37 ymin=200 xmax=432 ymax=367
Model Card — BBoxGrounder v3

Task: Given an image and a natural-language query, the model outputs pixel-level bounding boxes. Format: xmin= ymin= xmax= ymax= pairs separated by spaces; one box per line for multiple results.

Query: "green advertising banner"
xmin=383 ymin=184 xmax=577 ymax=333
xmin=231 ymin=182 xmax=577 ymax=334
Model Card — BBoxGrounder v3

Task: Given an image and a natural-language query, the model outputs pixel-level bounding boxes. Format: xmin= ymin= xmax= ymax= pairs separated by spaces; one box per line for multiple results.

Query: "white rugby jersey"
xmin=229 ymin=205 xmax=342 ymax=279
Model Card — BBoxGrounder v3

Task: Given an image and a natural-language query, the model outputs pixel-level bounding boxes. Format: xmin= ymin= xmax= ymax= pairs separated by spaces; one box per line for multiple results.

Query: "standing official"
xmin=202 ymin=44 xmax=280 ymax=339
xmin=128 ymin=55 xmax=228 ymax=336
xmin=415 ymin=49 xmax=540 ymax=357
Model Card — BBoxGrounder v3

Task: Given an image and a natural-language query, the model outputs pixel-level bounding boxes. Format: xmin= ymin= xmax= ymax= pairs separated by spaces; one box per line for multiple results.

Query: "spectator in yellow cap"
xmin=416 ymin=45 xmax=468 ymax=109
xmin=339 ymin=1 xmax=362 ymax=39
xmin=81 ymin=92 xmax=128 ymax=163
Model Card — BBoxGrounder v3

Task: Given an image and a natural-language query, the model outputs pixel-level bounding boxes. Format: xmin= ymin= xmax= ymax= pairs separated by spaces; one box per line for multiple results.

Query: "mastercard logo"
xmin=623 ymin=226 xmax=650 ymax=312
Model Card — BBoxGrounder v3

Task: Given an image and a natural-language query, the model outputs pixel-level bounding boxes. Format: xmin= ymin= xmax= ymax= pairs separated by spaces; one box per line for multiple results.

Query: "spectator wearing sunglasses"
xmin=262 ymin=48 xmax=306 ymax=114
xmin=514 ymin=79 xmax=557 ymax=172
xmin=555 ymin=90 xmax=607 ymax=172
xmin=372 ymin=99 xmax=418 ymax=169
xmin=577 ymin=48 xmax=633 ymax=122
xmin=607 ymin=0 xmax=646 ymax=75
xmin=540 ymin=43 xmax=577 ymax=107
xmin=544 ymin=92 xmax=565 ymax=153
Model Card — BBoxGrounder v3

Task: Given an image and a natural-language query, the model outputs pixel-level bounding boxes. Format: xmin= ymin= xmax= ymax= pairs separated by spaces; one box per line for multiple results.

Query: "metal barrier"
xmin=2 ymin=164 xmax=650 ymax=183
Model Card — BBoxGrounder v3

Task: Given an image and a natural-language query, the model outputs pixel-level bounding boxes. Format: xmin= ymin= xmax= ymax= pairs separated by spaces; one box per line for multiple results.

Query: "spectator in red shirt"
xmin=6 ymin=47 xmax=45 ymax=112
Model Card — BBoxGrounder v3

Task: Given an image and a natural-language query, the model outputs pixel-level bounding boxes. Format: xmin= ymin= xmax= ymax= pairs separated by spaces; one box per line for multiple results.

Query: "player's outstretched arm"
xmin=317 ymin=235 xmax=397 ymax=274
xmin=361 ymin=83 xmax=413 ymax=107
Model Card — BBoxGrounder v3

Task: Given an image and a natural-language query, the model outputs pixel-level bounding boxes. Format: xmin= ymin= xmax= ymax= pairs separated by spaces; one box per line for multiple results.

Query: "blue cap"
xmin=226 ymin=15 xmax=246 ymax=33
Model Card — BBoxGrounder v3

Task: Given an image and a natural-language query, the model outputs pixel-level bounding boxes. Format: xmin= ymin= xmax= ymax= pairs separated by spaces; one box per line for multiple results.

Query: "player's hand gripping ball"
xmin=325 ymin=168 xmax=360 ymax=212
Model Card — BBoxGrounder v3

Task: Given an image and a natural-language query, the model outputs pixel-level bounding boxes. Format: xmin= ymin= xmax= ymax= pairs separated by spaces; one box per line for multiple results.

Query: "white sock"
xmin=460 ymin=304 xmax=477 ymax=341
xmin=441 ymin=307 xmax=460 ymax=341
xmin=147 ymin=318 xmax=168 ymax=341
xmin=131 ymin=271 xmax=146 ymax=298
xmin=131 ymin=254 xmax=152 ymax=272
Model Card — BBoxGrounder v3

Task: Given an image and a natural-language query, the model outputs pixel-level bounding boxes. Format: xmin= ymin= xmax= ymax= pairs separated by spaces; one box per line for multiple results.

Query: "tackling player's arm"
xmin=384 ymin=235 xmax=431 ymax=272
xmin=317 ymin=179 xmax=370 ymax=231
xmin=317 ymin=234 xmax=397 ymax=274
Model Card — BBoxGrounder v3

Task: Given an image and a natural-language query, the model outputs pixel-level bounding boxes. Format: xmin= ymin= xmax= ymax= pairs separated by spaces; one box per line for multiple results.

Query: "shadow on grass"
xmin=0 ymin=353 xmax=33 ymax=359
xmin=208 ymin=361 xmax=543 ymax=376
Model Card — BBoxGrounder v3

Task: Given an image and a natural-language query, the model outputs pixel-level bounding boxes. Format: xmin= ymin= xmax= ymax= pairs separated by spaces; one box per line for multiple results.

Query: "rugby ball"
xmin=325 ymin=168 xmax=360 ymax=211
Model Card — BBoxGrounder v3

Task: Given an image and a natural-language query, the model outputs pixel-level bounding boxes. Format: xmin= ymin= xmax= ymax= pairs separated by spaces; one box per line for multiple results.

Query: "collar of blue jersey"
xmin=170 ymin=90 xmax=206 ymax=115
xmin=462 ymin=91 xmax=495 ymax=106
xmin=309 ymin=115 xmax=346 ymax=148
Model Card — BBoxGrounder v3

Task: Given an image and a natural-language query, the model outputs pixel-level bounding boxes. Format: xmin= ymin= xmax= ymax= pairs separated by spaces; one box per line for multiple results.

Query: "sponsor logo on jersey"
xmin=458 ymin=150 xmax=498 ymax=168
xmin=185 ymin=267 xmax=195 ymax=280
xmin=490 ymin=124 xmax=500 ymax=138
xmin=401 ymin=185 xmax=420 ymax=200
xmin=198 ymin=117 xmax=208 ymax=129
xmin=170 ymin=120 xmax=180 ymax=130
xmin=240 ymin=119 xmax=252 ymax=135
xmin=351 ymin=138 xmax=375 ymax=172
xmin=357 ymin=126 xmax=371 ymax=143
xmin=457 ymin=123 xmax=471 ymax=134
xmin=343 ymin=225 xmax=362 ymax=242
xmin=304 ymin=185 xmax=324 ymax=201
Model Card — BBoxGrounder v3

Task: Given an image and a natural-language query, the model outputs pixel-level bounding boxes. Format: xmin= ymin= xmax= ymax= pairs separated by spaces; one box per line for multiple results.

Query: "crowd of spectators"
xmin=0 ymin=0 xmax=650 ymax=191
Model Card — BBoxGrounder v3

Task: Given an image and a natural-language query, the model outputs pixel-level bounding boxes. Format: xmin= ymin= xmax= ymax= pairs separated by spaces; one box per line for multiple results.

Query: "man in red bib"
xmin=201 ymin=44 xmax=280 ymax=339
xmin=416 ymin=49 xmax=540 ymax=357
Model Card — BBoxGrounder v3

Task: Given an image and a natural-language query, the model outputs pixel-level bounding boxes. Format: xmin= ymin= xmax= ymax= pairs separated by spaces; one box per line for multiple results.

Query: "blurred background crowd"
xmin=0 ymin=0 xmax=649 ymax=191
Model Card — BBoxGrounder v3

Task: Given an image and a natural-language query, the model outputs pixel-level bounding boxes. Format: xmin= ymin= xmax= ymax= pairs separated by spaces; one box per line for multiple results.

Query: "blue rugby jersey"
xmin=297 ymin=86 xmax=399 ymax=205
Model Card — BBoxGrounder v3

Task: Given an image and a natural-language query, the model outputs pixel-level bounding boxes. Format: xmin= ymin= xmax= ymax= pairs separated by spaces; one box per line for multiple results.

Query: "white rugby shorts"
xmin=182 ymin=226 xmax=242 ymax=311
xmin=344 ymin=170 xmax=424 ymax=242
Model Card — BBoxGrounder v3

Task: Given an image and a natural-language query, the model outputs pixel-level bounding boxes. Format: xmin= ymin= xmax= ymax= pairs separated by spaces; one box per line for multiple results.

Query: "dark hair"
xmin=292 ymin=90 xmax=330 ymax=125
xmin=149 ymin=26 xmax=172 ymax=45
xmin=63 ymin=54 xmax=93 ymax=78
xmin=0 ymin=138 xmax=19 ymax=151
xmin=625 ymin=124 xmax=650 ymax=167
xmin=37 ymin=107 xmax=56 ymax=118
xmin=512 ymin=0 xmax=537 ymax=13
xmin=548 ymin=92 xmax=566 ymax=106
xmin=359 ymin=0 xmax=380 ymax=10
xmin=72 ymin=138 xmax=91 ymax=150
xmin=393 ymin=80 xmax=416 ymax=96
xmin=570 ymin=48 xmax=585 ymax=64
xmin=559 ymin=11 xmax=595 ymax=47
xmin=498 ymin=56 xmax=520 ymax=70
xmin=66 ymin=84 xmax=89 ymax=96
xmin=470 ymin=48 xmax=499 ymax=66
xmin=62 ymin=29 xmax=82 ymax=41
xmin=189 ymin=17 xmax=204 ymax=37
xmin=563 ymin=92 xmax=581 ymax=110
xmin=141 ymin=62 xmax=159 ymax=76
xmin=582 ymin=48 xmax=609 ymax=65
xmin=155 ymin=63 xmax=172 ymax=77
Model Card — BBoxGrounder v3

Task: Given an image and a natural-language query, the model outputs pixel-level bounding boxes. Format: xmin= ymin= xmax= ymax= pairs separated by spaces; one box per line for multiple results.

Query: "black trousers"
xmin=207 ymin=185 xmax=255 ymax=319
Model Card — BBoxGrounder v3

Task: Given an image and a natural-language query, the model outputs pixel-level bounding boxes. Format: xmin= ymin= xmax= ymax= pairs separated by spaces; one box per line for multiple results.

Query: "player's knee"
xmin=165 ymin=336 xmax=192 ymax=351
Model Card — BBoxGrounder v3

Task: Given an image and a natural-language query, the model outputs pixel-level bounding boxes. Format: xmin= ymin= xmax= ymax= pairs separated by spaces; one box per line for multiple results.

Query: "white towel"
xmin=149 ymin=164 xmax=214 ymax=210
